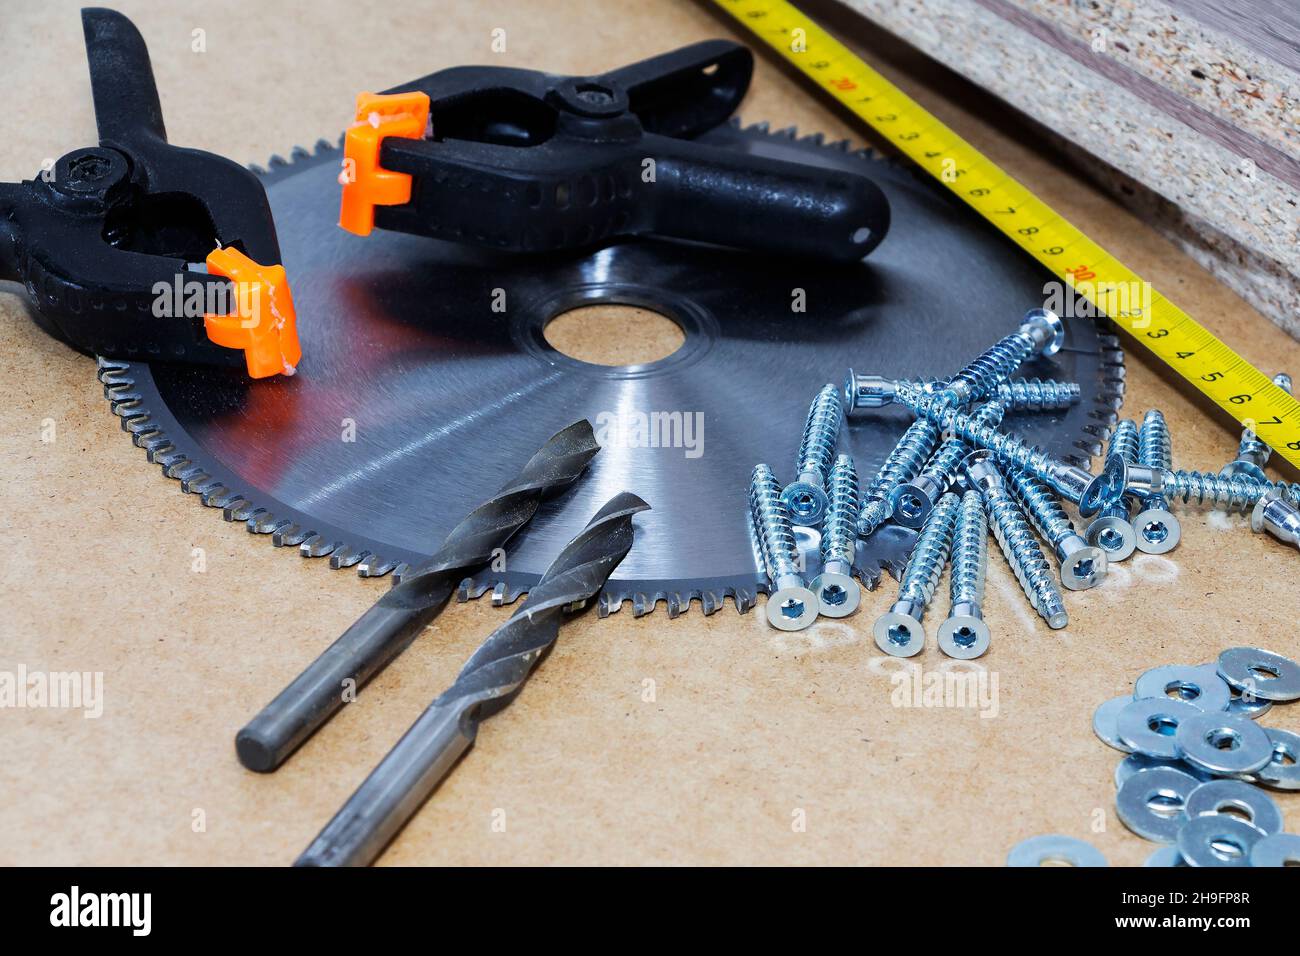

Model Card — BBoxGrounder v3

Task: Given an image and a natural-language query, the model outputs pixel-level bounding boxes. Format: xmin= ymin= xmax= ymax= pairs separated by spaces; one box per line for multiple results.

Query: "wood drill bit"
xmin=236 ymin=420 xmax=600 ymax=772
xmin=296 ymin=491 xmax=649 ymax=867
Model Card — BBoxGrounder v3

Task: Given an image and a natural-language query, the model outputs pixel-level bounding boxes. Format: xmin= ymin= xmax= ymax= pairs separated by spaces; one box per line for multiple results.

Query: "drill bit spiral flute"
xmin=297 ymin=492 xmax=649 ymax=867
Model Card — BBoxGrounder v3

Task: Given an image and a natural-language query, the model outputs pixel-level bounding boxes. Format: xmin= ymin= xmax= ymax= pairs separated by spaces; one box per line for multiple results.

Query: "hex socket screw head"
xmin=873 ymin=492 xmax=961 ymax=657
xmin=750 ymin=464 xmax=818 ymax=631
xmin=1022 ymin=307 xmax=1066 ymax=357
xmin=811 ymin=455 xmax=861 ymax=617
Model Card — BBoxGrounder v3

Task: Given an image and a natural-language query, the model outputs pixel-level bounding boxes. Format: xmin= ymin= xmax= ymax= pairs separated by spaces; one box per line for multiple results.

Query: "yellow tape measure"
xmin=713 ymin=0 xmax=1300 ymax=471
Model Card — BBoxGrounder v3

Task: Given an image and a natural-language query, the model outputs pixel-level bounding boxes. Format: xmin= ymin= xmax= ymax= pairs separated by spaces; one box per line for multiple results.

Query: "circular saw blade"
xmin=99 ymin=124 xmax=1123 ymax=617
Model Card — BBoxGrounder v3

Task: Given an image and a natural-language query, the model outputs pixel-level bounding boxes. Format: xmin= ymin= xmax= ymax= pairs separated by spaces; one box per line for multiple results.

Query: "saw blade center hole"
xmin=543 ymin=304 xmax=685 ymax=367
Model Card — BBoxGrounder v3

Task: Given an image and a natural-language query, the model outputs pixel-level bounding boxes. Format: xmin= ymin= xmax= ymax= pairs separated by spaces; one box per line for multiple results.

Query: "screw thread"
xmin=1161 ymin=469 xmax=1300 ymax=512
xmin=916 ymin=401 xmax=1006 ymax=488
xmin=1138 ymin=409 xmax=1173 ymax=470
xmin=939 ymin=331 xmax=1034 ymax=405
xmin=1107 ymin=419 xmax=1140 ymax=465
xmin=896 ymin=386 xmax=1059 ymax=481
xmin=897 ymin=492 xmax=960 ymax=608
xmin=821 ymin=455 xmax=860 ymax=567
xmin=1097 ymin=420 xmax=1139 ymax=521
xmin=1004 ymin=468 xmax=1077 ymax=547
xmin=857 ymin=417 xmax=941 ymax=535
xmin=949 ymin=490 xmax=989 ymax=607
xmin=983 ymin=485 xmax=1067 ymax=628
xmin=749 ymin=464 xmax=801 ymax=579
xmin=993 ymin=378 xmax=1082 ymax=412
xmin=795 ymin=384 xmax=842 ymax=482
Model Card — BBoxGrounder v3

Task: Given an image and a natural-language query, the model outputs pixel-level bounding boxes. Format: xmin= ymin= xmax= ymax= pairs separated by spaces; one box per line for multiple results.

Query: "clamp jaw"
xmin=340 ymin=41 xmax=891 ymax=262
xmin=0 ymin=9 xmax=300 ymax=378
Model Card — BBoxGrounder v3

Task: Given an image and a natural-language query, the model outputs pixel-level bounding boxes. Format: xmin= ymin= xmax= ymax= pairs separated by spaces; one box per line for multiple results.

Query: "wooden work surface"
xmin=1 ymin=0 xmax=1297 ymax=866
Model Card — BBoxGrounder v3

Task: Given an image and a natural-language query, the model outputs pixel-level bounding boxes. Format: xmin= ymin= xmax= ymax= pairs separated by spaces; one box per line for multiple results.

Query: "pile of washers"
xmin=1010 ymin=645 xmax=1299 ymax=866
xmin=746 ymin=308 xmax=1299 ymax=652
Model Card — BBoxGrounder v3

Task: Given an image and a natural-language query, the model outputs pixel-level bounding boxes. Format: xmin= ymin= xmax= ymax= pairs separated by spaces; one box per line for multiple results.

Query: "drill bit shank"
xmin=236 ymin=420 xmax=600 ymax=772
xmin=296 ymin=492 xmax=648 ymax=867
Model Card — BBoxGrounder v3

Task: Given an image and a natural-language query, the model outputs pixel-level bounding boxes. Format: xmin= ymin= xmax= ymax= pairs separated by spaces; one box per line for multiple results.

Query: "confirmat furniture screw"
xmin=856 ymin=417 xmax=941 ymax=537
xmin=1004 ymin=468 xmax=1107 ymax=590
xmin=1086 ymin=419 xmax=1139 ymax=561
xmin=1251 ymin=490 xmax=1300 ymax=553
xmin=873 ymin=491 xmax=960 ymax=657
xmin=937 ymin=490 xmax=992 ymax=659
xmin=750 ymin=464 xmax=818 ymax=631
xmin=1157 ymin=470 xmax=1300 ymax=510
xmin=893 ymin=383 xmax=1125 ymax=516
xmin=842 ymin=373 xmax=1081 ymax=414
xmin=1132 ymin=409 xmax=1181 ymax=554
xmin=963 ymin=450 xmax=1068 ymax=629
xmin=780 ymin=383 xmax=842 ymax=525
xmin=1222 ymin=373 xmax=1292 ymax=482
xmin=934 ymin=308 xmax=1066 ymax=407
xmin=811 ymin=455 xmax=862 ymax=616
xmin=891 ymin=401 xmax=1005 ymax=529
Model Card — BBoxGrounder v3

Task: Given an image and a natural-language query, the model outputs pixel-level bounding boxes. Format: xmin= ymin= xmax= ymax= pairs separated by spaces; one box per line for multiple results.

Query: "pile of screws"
xmin=747 ymin=309 xmax=1300 ymax=649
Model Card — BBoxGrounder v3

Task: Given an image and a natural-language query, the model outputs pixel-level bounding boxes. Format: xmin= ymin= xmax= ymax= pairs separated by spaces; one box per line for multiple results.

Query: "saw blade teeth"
xmin=298 ymin=534 xmax=338 ymax=558
xmin=733 ymin=587 xmax=757 ymax=614
xmin=357 ymin=554 xmax=398 ymax=578
xmin=178 ymin=469 xmax=212 ymax=492
xmin=329 ymin=545 xmax=370 ymax=569
xmin=490 ymin=582 xmax=508 ymax=605
xmin=199 ymin=485 xmax=231 ymax=507
xmin=632 ymin=593 xmax=652 ymax=617
xmin=272 ymin=523 xmax=313 ymax=547
xmin=666 ymin=592 xmax=686 ymax=618
xmin=774 ymin=126 xmax=798 ymax=139
xmin=597 ymin=591 xmax=622 ymax=617
xmin=220 ymin=498 xmax=252 ymax=521
xmin=248 ymin=511 xmax=291 ymax=535
xmin=457 ymin=576 xmax=489 ymax=601
xmin=700 ymin=590 xmax=721 ymax=615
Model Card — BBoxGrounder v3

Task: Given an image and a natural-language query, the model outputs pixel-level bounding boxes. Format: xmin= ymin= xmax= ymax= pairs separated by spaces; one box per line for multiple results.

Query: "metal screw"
xmin=891 ymin=401 xmax=1005 ymax=528
xmin=843 ymin=374 xmax=1080 ymax=414
xmin=936 ymin=308 xmax=1066 ymax=406
xmin=1221 ymin=372 xmax=1292 ymax=481
xmin=893 ymin=382 xmax=1123 ymax=516
xmin=1004 ymin=468 xmax=1107 ymax=590
xmin=1132 ymin=409 xmax=1181 ymax=554
xmin=781 ymin=384 xmax=842 ymax=525
xmin=963 ymin=451 xmax=1068 ymax=629
xmin=856 ymin=417 xmax=941 ymax=537
xmin=1156 ymin=469 xmax=1300 ymax=512
xmin=1251 ymin=490 xmax=1300 ymax=552
xmin=812 ymin=455 xmax=861 ymax=616
xmin=873 ymin=492 xmax=961 ymax=657
xmin=938 ymin=490 xmax=991 ymax=659
xmin=1086 ymin=420 xmax=1138 ymax=561
xmin=750 ymin=464 xmax=818 ymax=631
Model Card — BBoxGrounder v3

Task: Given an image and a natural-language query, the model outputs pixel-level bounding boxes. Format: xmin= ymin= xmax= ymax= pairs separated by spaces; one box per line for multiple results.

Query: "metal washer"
xmin=1006 ymin=834 xmax=1107 ymax=867
xmin=1183 ymin=779 xmax=1283 ymax=836
xmin=1250 ymin=832 xmax=1300 ymax=867
xmin=1176 ymin=814 xmax=1266 ymax=867
xmin=1116 ymin=766 xmax=1202 ymax=843
xmin=1143 ymin=845 xmax=1188 ymax=867
xmin=1116 ymin=697 xmax=1203 ymax=759
xmin=1175 ymin=712 xmax=1274 ymax=776
xmin=1254 ymin=727 xmax=1300 ymax=791
xmin=1133 ymin=664 xmax=1230 ymax=713
xmin=1093 ymin=695 xmax=1136 ymax=753
xmin=1114 ymin=753 xmax=1210 ymax=790
xmin=1216 ymin=646 xmax=1300 ymax=702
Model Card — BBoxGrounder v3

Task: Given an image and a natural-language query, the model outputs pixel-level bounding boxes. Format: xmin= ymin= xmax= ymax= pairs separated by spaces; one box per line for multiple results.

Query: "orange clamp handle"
xmin=202 ymin=247 xmax=302 ymax=379
xmin=338 ymin=91 xmax=431 ymax=236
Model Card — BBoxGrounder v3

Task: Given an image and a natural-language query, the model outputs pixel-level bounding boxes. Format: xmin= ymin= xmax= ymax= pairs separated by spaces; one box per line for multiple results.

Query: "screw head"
xmin=873 ymin=611 xmax=925 ymax=657
xmin=765 ymin=585 xmax=818 ymax=631
xmin=1061 ymin=544 xmax=1107 ymax=590
xmin=937 ymin=615 xmax=990 ymax=659
xmin=1023 ymin=307 xmax=1066 ymax=356
xmin=1134 ymin=506 xmax=1181 ymax=554
xmin=888 ymin=481 xmax=936 ymax=529
xmin=1079 ymin=454 xmax=1126 ymax=517
xmin=1221 ymin=461 xmax=1267 ymax=484
xmin=780 ymin=481 xmax=829 ymax=525
xmin=1086 ymin=514 xmax=1137 ymax=561
xmin=811 ymin=570 xmax=860 ymax=618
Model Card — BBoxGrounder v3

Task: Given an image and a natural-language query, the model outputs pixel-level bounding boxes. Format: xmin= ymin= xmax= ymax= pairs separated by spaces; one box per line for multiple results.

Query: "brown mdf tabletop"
xmin=1 ymin=0 xmax=1296 ymax=866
